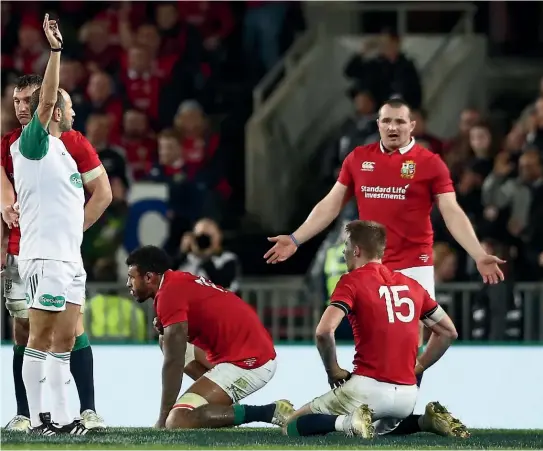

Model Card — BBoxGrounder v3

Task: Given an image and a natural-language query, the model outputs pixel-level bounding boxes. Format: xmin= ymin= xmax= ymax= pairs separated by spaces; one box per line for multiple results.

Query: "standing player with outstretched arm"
xmin=265 ymin=98 xmax=503 ymax=436
xmin=1 ymin=75 xmax=109 ymax=431
xmin=284 ymin=220 xmax=462 ymax=438
xmin=12 ymin=16 xmax=110 ymax=435
xmin=126 ymin=245 xmax=294 ymax=430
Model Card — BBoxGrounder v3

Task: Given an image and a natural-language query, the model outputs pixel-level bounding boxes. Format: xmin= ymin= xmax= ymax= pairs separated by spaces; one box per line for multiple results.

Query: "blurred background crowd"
xmin=1 ymin=1 xmax=542 ymax=343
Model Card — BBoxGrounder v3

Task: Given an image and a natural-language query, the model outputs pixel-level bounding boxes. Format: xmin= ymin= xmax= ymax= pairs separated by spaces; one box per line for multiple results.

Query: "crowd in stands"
xmin=1 ymin=1 xmax=305 ymax=282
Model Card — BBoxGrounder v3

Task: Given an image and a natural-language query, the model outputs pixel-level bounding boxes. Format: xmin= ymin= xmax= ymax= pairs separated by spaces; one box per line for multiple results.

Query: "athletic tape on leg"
xmin=172 ymin=393 xmax=208 ymax=411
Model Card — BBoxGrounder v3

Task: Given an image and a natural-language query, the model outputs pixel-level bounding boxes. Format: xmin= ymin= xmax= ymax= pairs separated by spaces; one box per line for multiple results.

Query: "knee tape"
xmin=185 ymin=343 xmax=195 ymax=366
xmin=6 ymin=299 xmax=29 ymax=318
xmin=172 ymin=393 xmax=208 ymax=411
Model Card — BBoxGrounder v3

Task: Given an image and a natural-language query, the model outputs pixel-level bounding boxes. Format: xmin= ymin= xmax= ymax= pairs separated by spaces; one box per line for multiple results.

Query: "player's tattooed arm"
xmin=158 ymin=321 xmax=188 ymax=428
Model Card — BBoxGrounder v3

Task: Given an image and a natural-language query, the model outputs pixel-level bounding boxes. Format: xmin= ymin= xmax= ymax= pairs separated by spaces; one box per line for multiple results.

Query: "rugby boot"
xmin=81 ymin=409 xmax=106 ymax=430
xmin=27 ymin=412 xmax=56 ymax=436
xmin=271 ymin=399 xmax=295 ymax=427
xmin=343 ymin=404 xmax=375 ymax=439
xmin=420 ymin=401 xmax=470 ymax=438
xmin=5 ymin=415 xmax=30 ymax=432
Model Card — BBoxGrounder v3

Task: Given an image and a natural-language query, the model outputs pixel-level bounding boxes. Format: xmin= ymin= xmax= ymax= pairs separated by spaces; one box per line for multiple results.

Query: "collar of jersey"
xmin=380 ymin=137 xmax=415 ymax=155
xmin=159 ymin=270 xmax=170 ymax=289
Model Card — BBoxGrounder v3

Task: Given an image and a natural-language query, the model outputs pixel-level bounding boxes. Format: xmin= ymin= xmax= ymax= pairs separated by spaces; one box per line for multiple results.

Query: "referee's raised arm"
xmin=19 ymin=14 xmax=64 ymax=159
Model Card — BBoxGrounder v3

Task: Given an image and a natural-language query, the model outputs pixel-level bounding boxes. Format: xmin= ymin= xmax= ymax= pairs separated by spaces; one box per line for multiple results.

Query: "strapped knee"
xmin=6 ymin=299 xmax=28 ymax=319
xmin=172 ymin=393 xmax=208 ymax=411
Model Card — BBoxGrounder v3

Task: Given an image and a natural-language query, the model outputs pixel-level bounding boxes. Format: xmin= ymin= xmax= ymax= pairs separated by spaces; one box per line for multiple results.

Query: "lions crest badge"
xmin=400 ymin=160 xmax=416 ymax=179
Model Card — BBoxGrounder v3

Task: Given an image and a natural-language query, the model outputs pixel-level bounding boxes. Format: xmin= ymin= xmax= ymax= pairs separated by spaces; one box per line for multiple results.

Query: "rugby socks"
xmin=13 ymin=345 xmax=30 ymax=418
xmin=389 ymin=414 xmax=422 ymax=435
xmin=48 ymin=352 xmax=73 ymax=426
xmin=70 ymin=333 xmax=96 ymax=413
xmin=232 ymin=404 xmax=276 ymax=425
xmin=22 ymin=348 xmax=47 ymax=427
xmin=286 ymin=414 xmax=338 ymax=436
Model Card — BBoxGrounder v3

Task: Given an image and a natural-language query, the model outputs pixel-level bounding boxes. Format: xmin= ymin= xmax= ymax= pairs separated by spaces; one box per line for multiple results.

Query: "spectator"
xmin=116 ymin=109 xmax=157 ymax=181
xmin=149 ymin=129 xmax=216 ymax=255
xmin=433 ymin=243 xmax=460 ymax=334
xmin=78 ymin=19 xmax=122 ymax=74
xmin=82 ymin=115 xmax=129 ymax=282
xmin=60 ymin=57 xmax=88 ymax=130
xmin=467 ymin=121 xmax=499 ymax=179
xmin=412 ymin=109 xmax=443 ymax=155
xmin=120 ymin=46 xmax=162 ymax=122
xmin=481 ymin=149 xmax=540 ymax=243
xmin=85 ymin=113 xmax=130 ymax=192
xmin=173 ymin=100 xmax=219 ymax=178
xmin=526 ymin=96 xmax=543 ymax=152
xmin=443 ymin=107 xmax=482 ymax=181
xmin=321 ymin=85 xmax=377 ymax=182
xmin=243 ymin=1 xmax=288 ymax=81
xmin=178 ymin=1 xmax=234 ymax=54
xmin=82 ymin=71 xmax=124 ymax=141
xmin=344 ymin=29 xmax=423 ymax=109
xmin=517 ymin=149 xmax=543 ymax=279
xmin=176 ymin=218 xmax=241 ymax=294
xmin=6 ymin=16 xmax=48 ymax=75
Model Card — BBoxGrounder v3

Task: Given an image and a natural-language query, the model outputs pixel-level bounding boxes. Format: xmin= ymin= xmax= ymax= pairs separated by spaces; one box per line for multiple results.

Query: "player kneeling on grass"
xmin=285 ymin=220 xmax=467 ymax=439
xmin=126 ymin=245 xmax=294 ymax=429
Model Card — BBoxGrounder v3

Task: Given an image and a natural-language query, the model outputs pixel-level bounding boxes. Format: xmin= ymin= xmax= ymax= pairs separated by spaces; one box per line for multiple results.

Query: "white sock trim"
xmin=335 ymin=415 xmax=347 ymax=432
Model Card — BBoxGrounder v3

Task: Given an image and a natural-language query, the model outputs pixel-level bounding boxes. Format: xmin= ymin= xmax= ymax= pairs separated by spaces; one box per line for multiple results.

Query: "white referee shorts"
xmin=204 ymin=359 xmax=277 ymax=403
xmin=3 ymin=254 xmax=28 ymax=318
xmin=309 ymin=375 xmax=418 ymax=435
xmin=18 ymin=259 xmax=87 ymax=313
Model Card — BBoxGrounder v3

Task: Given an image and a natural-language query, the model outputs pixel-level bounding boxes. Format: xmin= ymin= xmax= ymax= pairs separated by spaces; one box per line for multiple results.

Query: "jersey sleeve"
xmin=430 ymin=155 xmax=454 ymax=196
xmin=60 ymin=132 xmax=103 ymax=183
xmin=1 ymin=135 xmax=9 ymax=167
xmin=419 ymin=288 xmax=446 ymax=327
xmin=19 ymin=114 xmax=49 ymax=160
xmin=157 ymin=283 xmax=188 ymax=328
xmin=329 ymin=274 xmax=356 ymax=315
xmin=337 ymin=151 xmax=355 ymax=194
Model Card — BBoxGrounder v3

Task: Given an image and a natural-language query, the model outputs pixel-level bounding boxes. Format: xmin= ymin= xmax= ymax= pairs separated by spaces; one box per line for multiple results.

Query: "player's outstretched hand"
xmin=328 ymin=368 xmax=351 ymax=389
xmin=475 ymin=254 xmax=506 ymax=284
xmin=2 ymin=204 xmax=19 ymax=229
xmin=43 ymin=13 xmax=63 ymax=49
xmin=264 ymin=235 xmax=297 ymax=264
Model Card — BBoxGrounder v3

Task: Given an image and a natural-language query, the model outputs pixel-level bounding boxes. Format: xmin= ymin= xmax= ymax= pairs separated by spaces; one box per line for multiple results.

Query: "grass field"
xmin=2 ymin=427 xmax=543 ymax=450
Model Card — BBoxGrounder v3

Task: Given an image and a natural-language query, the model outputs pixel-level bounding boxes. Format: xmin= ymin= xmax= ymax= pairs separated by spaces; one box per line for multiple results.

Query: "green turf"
xmin=2 ymin=428 xmax=543 ymax=450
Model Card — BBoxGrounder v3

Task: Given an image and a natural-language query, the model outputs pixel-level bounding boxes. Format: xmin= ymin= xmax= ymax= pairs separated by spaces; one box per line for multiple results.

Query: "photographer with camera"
xmin=176 ymin=218 xmax=241 ymax=294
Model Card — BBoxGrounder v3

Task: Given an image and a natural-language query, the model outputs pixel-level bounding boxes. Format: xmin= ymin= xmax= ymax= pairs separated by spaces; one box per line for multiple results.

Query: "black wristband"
xmin=50 ymin=47 xmax=62 ymax=52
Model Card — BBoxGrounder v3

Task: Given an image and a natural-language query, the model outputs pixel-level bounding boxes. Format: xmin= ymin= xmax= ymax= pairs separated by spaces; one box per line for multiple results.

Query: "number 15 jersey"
xmin=155 ymin=270 xmax=276 ymax=369
xmin=330 ymin=262 xmax=439 ymax=385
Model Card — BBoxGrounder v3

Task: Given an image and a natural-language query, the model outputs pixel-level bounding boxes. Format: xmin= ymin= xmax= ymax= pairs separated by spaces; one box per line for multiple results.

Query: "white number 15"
xmin=378 ymin=285 xmax=415 ymax=323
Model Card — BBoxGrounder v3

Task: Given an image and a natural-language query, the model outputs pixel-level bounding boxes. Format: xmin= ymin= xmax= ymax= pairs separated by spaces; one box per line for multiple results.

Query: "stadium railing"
xmin=85 ymin=279 xmax=543 ymax=343
xmin=245 ymin=2 xmax=479 ymax=232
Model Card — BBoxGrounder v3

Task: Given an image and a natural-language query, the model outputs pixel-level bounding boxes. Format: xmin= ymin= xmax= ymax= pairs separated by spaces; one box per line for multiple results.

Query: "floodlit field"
xmin=2 ymin=427 xmax=543 ymax=450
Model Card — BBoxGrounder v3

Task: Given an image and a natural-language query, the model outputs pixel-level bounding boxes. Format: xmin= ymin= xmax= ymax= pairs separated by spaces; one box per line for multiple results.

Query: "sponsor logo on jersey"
xmin=361 ymin=161 xmax=375 ymax=172
xmin=69 ymin=172 xmax=83 ymax=188
xmin=38 ymin=294 xmax=66 ymax=308
xmin=400 ymin=160 xmax=416 ymax=179
xmin=360 ymin=184 xmax=410 ymax=200
xmin=419 ymin=254 xmax=430 ymax=263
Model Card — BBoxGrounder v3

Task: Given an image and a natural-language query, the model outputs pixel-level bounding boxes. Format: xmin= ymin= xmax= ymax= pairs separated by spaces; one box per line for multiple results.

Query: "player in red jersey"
xmin=126 ymin=245 xmax=294 ymax=429
xmin=266 ymin=98 xmax=504 ymax=290
xmin=265 ymin=98 xmax=500 ymax=435
xmin=284 ymin=220 xmax=464 ymax=438
xmin=1 ymin=74 xmax=110 ymax=431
